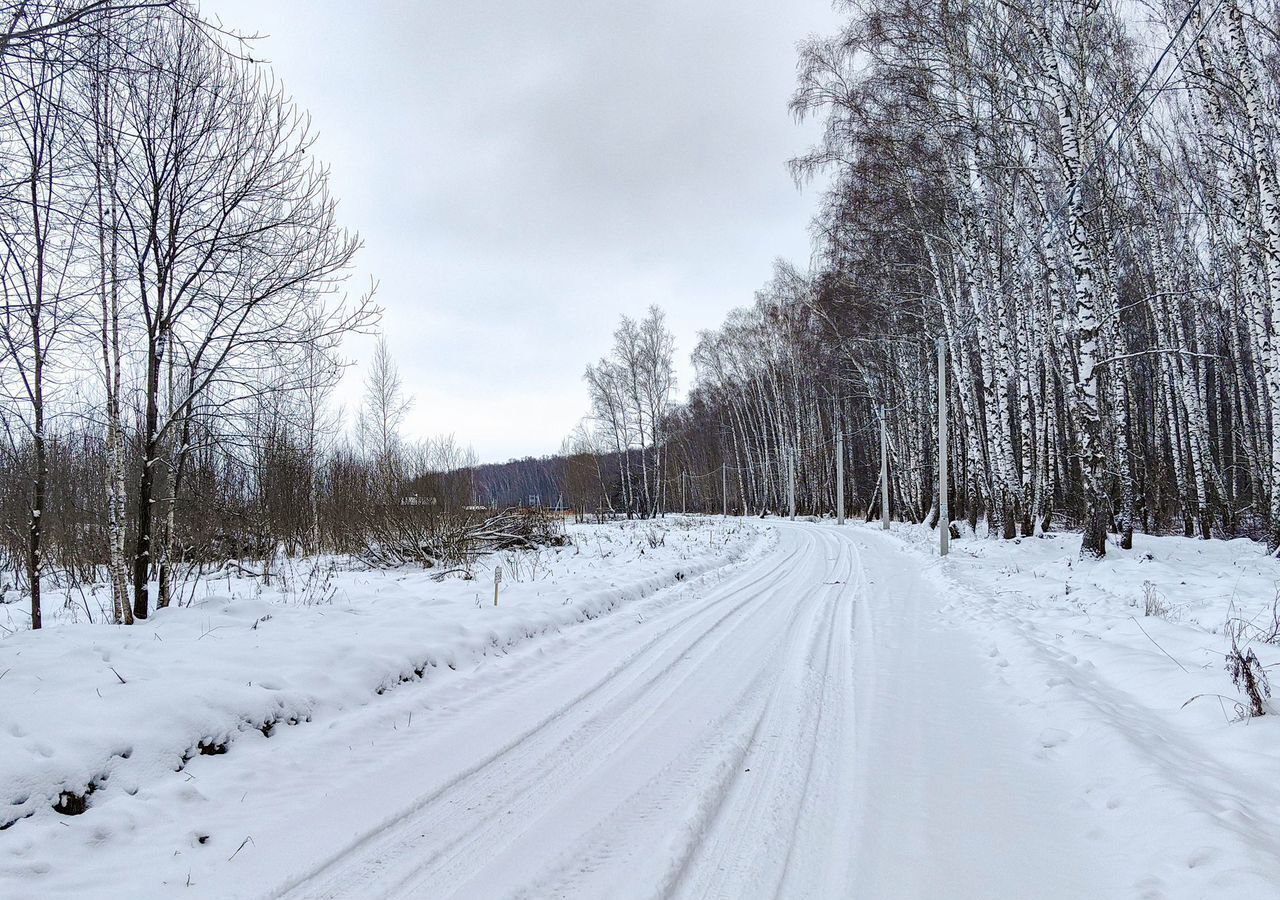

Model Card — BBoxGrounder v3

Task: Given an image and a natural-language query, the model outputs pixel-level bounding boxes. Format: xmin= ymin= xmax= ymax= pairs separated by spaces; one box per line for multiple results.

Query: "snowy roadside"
xmin=0 ymin=517 xmax=767 ymax=846
xmin=874 ymin=521 xmax=1280 ymax=896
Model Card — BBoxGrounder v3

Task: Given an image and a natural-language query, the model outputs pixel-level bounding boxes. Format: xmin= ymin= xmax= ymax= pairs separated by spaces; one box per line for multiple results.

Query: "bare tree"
xmin=107 ymin=11 xmax=368 ymax=618
xmin=0 ymin=39 xmax=84 ymax=628
xmin=583 ymin=307 xmax=676 ymax=518
xmin=358 ymin=336 xmax=412 ymax=497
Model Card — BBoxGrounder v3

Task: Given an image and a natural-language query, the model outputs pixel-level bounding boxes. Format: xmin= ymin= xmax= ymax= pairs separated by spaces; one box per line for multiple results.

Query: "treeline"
xmin=652 ymin=0 xmax=1280 ymax=558
xmin=471 ymin=457 xmax=564 ymax=510
xmin=471 ymin=449 xmax=660 ymax=519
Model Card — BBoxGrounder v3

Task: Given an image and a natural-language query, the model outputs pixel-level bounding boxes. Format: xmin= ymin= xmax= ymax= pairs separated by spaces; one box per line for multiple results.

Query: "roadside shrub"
xmin=1225 ymin=616 xmax=1270 ymax=718
xmin=1142 ymin=581 xmax=1171 ymax=618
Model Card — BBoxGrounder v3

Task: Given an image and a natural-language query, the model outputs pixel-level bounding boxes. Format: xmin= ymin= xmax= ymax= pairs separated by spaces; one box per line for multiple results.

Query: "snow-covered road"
xmin=258 ymin=522 xmax=1105 ymax=900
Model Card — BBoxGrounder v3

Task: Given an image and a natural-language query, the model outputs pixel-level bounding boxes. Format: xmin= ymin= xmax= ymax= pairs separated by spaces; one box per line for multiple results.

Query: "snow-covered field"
xmin=3 ymin=515 xmax=1280 ymax=899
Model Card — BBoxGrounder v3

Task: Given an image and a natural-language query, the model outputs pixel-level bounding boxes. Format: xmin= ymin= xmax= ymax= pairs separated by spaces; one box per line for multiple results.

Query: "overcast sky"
xmin=201 ymin=0 xmax=837 ymax=463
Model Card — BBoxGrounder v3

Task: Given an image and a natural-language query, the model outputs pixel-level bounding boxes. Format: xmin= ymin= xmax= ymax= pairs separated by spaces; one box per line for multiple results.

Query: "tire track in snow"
xmin=270 ymin=526 xmax=819 ymax=900
xmin=404 ymin=556 xmax=820 ymax=899
xmin=512 ymin=529 xmax=849 ymax=900
xmin=668 ymin=526 xmax=858 ymax=900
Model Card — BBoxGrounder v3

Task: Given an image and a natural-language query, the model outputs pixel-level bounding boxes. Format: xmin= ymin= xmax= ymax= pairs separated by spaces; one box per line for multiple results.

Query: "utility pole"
xmin=836 ymin=428 xmax=845 ymax=526
xmin=938 ymin=338 xmax=949 ymax=556
xmin=880 ymin=412 xmax=890 ymax=530
xmin=722 ymin=462 xmax=728 ymax=518
xmin=787 ymin=448 xmax=796 ymax=520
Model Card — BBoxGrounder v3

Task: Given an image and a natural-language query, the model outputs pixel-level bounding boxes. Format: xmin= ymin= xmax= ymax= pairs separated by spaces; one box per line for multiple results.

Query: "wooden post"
xmin=880 ymin=413 xmax=890 ymax=530
xmin=722 ymin=462 xmax=728 ymax=518
xmin=681 ymin=471 xmax=687 ymax=515
xmin=787 ymin=449 xmax=795 ymax=520
xmin=938 ymin=338 xmax=949 ymax=556
xmin=836 ymin=428 xmax=845 ymax=526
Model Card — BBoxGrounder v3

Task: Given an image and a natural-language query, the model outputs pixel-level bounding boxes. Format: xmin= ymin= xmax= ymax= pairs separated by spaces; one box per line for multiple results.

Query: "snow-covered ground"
xmin=3 ymin=516 xmax=1280 ymax=899
xmin=0 ymin=518 xmax=766 ymax=895
xmin=888 ymin=521 xmax=1280 ymax=898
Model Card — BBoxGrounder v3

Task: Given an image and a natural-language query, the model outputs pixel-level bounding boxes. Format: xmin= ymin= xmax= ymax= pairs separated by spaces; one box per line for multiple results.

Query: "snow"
xmin=3 ymin=516 xmax=1280 ymax=898
xmin=0 ymin=518 xmax=766 ymax=895
xmin=884 ymin=521 xmax=1280 ymax=897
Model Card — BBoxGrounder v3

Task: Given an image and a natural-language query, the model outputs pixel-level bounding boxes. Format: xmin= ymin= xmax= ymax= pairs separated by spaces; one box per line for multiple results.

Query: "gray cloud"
xmin=201 ymin=0 xmax=837 ymax=460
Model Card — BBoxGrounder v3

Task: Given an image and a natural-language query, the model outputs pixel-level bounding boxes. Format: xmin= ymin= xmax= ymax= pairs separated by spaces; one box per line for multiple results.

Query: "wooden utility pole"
xmin=722 ymin=462 xmax=728 ymax=518
xmin=836 ymin=428 xmax=845 ymax=526
xmin=787 ymin=448 xmax=796 ymax=520
xmin=880 ymin=413 xmax=890 ymax=530
xmin=938 ymin=338 xmax=949 ymax=556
